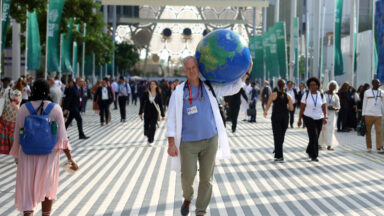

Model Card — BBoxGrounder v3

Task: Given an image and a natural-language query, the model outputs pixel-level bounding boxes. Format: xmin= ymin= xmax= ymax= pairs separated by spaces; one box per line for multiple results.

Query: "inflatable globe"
xmin=195 ymin=29 xmax=251 ymax=84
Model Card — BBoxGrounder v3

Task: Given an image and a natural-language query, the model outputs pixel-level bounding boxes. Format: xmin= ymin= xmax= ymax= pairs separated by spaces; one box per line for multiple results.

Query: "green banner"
xmin=262 ymin=32 xmax=271 ymax=79
xmin=274 ymin=22 xmax=288 ymax=79
xmin=85 ymin=55 xmax=93 ymax=76
xmin=1 ymin=0 xmax=11 ymax=51
xmin=61 ymin=19 xmax=73 ymax=73
xmin=72 ymin=24 xmax=79 ymax=74
xmin=269 ymin=27 xmax=280 ymax=78
xmin=334 ymin=0 xmax=344 ymax=76
xmin=254 ymin=36 xmax=264 ymax=79
xmin=293 ymin=17 xmax=300 ymax=78
xmin=248 ymin=36 xmax=257 ymax=78
xmin=46 ymin=0 xmax=65 ymax=72
xmin=27 ymin=9 xmax=41 ymax=71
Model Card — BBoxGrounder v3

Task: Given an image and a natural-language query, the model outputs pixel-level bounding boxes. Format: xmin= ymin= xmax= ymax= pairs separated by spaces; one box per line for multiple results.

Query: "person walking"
xmin=0 ymin=78 xmax=27 ymax=155
xmin=48 ymin=78 xmax=62 ymax=105
xmin=10 ymin=79 xmax=78 ymax=216
xmin=263 ymin=79 xmax=294 ymax=162
xmin=248 ymin=82 xmax=258 ymax=123
xmin=94 ymin=79 xmax=113 ymax=126
xmin=227 ymin=88 xmax=248 ymax=133
xmin=167 ymin=56 xmax=251 ymax=216
xmin=118 ymin=76 xmax=129 ymax=122
xmin=131 ymin=81 xmax=138 ymax=105
xmin=139 ymin=81 xmax=165 ymax=144
xmin=111 ymin=78 xmax=119 ymax=110
xmin=337 ymin=82 xmax=352 ymax=132
xmin=286 ymin=81 xmax=298 ymax=128
xmin=362 ymin=79 xmax=384 ymax=153
xmin=319 ymin=81 xmax=340 ymax=151
xmin=298 ymin=77 xmax=327 ymax=162
xmin=81 ymin=81 xmax=89 ymax=113
xmin=261 ymin=81 xmax=272 ymax=111
xmin=63 ymin=78 xmax=90 ymax=139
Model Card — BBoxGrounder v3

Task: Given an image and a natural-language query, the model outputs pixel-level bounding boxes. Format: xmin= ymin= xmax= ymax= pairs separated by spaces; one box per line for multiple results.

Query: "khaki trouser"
xmin=365 ymin=116 xmax=383 ymax=150
xmin=180 ymin=135 xmax=218 ymax=216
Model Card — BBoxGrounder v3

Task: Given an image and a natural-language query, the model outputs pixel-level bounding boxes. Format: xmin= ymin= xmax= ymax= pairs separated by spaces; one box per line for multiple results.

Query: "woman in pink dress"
xmin=10 ymin=79 xmax=79 ymax=216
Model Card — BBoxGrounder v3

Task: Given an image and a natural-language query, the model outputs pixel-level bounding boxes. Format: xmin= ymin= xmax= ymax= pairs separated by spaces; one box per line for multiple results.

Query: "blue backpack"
xmin=20 ymin=102 xmax=58 ymax=155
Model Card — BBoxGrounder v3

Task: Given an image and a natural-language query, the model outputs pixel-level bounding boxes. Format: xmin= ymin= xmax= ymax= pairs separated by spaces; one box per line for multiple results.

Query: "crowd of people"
xmin=0 ymin=62 xmax=383 ymax=215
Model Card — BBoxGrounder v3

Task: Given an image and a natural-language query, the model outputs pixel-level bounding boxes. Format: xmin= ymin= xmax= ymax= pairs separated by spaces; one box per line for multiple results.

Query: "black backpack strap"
xmin=204 ymin=80 xmax=217 ymax=98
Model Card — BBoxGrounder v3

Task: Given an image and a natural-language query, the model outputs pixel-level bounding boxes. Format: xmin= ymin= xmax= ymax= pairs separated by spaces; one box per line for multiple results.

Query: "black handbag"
xmin=247 ymin=107 xmax=256 ymax=116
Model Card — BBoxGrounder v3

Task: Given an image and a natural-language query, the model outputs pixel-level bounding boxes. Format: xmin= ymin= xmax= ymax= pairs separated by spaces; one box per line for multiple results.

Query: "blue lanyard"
xmin=372 ymin=89 xmax=378 ymax=104
xmin=328 ymin=93 xmax=333 ymax=104
xmin=311 ymin=92 xmax=318 ymax=107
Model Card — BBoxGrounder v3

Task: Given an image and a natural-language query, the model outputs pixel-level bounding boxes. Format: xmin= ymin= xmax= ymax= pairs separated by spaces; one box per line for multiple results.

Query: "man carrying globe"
xmin=166 ymin=55 xmax=252 ymax=216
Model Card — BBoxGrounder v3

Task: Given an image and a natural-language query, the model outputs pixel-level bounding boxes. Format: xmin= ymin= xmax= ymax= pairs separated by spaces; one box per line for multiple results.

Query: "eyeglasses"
xmin=309 ymin=84 xmax=318 ymax=87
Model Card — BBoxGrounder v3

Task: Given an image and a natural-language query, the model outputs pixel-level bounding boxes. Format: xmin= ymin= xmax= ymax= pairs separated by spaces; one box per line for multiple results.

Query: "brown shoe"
xmin=181 ymin=200 xmax=191 ymax=216
xmin=327 ymin=146 xmax=334 ymax=151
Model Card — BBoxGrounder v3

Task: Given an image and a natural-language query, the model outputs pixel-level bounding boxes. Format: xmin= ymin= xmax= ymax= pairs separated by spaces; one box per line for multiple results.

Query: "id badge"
xmin=187 ymin=106 xmax=198 ymax=115
xmin=312 ymin=107 xmax=316 ymax=111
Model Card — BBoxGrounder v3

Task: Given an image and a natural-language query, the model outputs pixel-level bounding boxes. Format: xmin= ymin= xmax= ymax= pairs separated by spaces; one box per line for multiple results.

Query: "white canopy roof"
xmin=102 ymin=0 xmax=269 ymax=7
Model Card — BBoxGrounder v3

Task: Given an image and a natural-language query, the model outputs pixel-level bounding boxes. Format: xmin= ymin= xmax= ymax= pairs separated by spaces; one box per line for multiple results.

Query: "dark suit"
xmin=286 ymin=88 xmax=298 ymax=127
xmin=64 ymin=85 xmax=85 ymax=137
xmin=94 ymin=86 xmax=114 ymax=123
xmin=139 ymin=92 xmax=165 ymax=143
xmin=227 ymin=88 xmax=248 ymax=132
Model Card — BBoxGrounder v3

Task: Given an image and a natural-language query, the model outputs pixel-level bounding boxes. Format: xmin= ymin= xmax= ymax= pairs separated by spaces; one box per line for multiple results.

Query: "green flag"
xmin=269 ymin=27 xmax=280 ymax=77
xmin=72 ymin=24 xmax=79 ymax=74
xmin=46 ymin=0 xmax=65 ymax=72
xmin=334 ymin=0 xmax=344 ymax=76
xmin=274 ymin=22 xmax=288 ymax=79
xmin=27 ymin=9 xmax=41 ymax=70
xmin=61 ymin=19 xmax=73 ymax=73
xmin=85 ymin=55 xmax=93 ymax=76
xmin=254 ymin=36 xmax=264 ymax=79
xmin=263 ymin=32 xmax=272 ymax=79
xmin=293 ymin=17 xmax=300 ymax=78
xmin=1 ymin=0 xmax=11 ymax=51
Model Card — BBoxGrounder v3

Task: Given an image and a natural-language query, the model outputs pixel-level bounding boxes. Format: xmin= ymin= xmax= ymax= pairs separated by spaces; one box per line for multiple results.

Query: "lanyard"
xmin=372 ymin=89 xmax=379 ymax=104
xmin=311 ymin=92 xmax=318 ymax=108
xmin=328 ymin=93 xmax=333 ymax=104
xmin=187 ymin=81 xmax=201 ymax=105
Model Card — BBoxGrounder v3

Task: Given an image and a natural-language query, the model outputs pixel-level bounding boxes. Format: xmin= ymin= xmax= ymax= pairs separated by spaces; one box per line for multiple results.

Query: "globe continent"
xmin=195 ymin=29 xmax=251 ymax=84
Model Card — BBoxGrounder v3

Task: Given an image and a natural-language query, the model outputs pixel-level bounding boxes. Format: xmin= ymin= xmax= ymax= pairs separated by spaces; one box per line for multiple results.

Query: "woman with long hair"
xmin=264 ymin=79 xmax=294 ymax=162
xmin=94 ymin=79 xmax=113 ymax=126
xmin=139 ymin=81 xmax=165 ymax=144
xmin=298 ymin=77 xmax=327 ymax=162
xmin=0 ymin=78 xmax=27 ymax=155
xmin=319 ymin=81 xmax=340 ymax=150
xmin=10 ymin=79 xmax=78 ymax=216
xmin=337 ymin=82 xmax=352 ymax=132
xmin=91 ymin=80 xmax=101 ymax=114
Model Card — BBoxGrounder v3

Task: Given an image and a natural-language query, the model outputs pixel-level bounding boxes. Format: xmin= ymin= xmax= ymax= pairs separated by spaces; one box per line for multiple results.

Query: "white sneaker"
xmin=367 ymin=148 xmax=372 ymax=153
xmin=377 ymin=149 xmax=384 ymax=154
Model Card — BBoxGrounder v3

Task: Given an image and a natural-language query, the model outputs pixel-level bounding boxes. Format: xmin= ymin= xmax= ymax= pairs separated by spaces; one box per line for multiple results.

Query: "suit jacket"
xmin=94 ymin=86 xmax=113 ymax=105
xmin=139 ymin=91 xmax=165 ymax=119
xmin=227 ymin=88 xmax=248 ymax=110
xmin=63 ymin=85 xmax=82 ymax=112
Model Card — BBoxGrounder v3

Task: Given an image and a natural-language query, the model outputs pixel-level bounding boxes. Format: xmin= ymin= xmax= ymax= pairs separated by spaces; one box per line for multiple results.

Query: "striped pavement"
xmin=1 ymin=102 xmax=384 ymax=215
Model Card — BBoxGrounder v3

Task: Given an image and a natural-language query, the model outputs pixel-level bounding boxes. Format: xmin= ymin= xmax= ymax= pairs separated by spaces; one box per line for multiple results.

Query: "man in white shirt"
xmin=362 ymin=79 xmax=384 ymax=153
xmin=48 ymin=78 xmax=63 ymax=105
xmin=286 ymin=81 xmax=298 ymax=128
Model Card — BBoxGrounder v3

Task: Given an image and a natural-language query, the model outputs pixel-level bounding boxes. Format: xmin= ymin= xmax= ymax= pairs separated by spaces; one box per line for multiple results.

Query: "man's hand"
xmin=63 ymin=109 xmax=69 ymax=115
xmin=168 ymin=137 xmax=178 ymax=157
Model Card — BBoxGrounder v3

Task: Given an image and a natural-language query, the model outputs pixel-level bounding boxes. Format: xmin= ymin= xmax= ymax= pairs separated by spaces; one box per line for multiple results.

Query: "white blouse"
xmin=301 ymin=91 xmax=327 ymax=120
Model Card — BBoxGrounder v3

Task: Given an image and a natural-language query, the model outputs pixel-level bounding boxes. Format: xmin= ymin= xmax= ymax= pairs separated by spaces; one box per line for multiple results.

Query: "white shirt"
xmin=325 ymin=92 xmax=340 ymax=110
xmin=301 ymin=91 xmax=327 ymax=120
xmin=101 ymin=87 xmax=109 ymax=100
xmin=22 ymin=85 xmax=30 ymax=100
xmin=287 ymin=88 xmax=296 ymax=103
xmin=362 ymin=89 xmax=384 ymax=117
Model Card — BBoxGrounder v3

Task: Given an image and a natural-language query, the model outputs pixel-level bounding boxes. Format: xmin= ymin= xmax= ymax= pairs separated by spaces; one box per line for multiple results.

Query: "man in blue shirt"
xmin=167 ymin=56 xmax=251 ymax=216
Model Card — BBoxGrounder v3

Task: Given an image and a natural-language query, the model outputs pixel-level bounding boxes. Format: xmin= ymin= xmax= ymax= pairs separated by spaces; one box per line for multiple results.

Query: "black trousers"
xmin=65 ymin=109 xmax=85 ymax=137
xmin=132 ymin=94 xmax=138 ymax=105
xmin=99 ymin=100 xmax=110 ymax=123
xmin=126 ymin=94 xmax=130 ymax=105
xmin=337 ymin=107 xmax=349 ymax=130
xmin=144 ymin=117 xmax=157 ymax=143
xmin=272 ymin=115 xmax=289 ymax=159
xmin=303 ymin=115 xmax=323 ymax=159
xmin=289 ymin=106 xmax=296 ymax=127
xmin=113 ymin=93 xmax=118 ymax=109
xmin=118 ymin=96 xmax=127 ymax=120
xmin=230 ymin=105 xmax=240 ymax=131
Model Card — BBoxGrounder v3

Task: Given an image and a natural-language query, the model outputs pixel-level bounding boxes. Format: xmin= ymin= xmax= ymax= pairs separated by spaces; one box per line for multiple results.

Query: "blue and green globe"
xmin=195 ymin=29 xmax=251 ymax=84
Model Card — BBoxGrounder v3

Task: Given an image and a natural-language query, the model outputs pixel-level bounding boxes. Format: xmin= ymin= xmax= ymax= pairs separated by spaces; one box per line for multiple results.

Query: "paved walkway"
xmin=1 ymin=103 xmax=384 ymax=215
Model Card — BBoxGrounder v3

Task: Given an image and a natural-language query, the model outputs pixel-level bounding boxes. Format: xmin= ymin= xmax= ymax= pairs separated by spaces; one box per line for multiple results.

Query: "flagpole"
xmin=81 ymin=24 xmax=86 ymax=78
xmin=59 ymin=34 xmax=63 ymax=79
xmin=25 ymin=10 xmax=29 ymax=76
xmin=45 ymin=0 xmax=50 ymax=79
xmin=0 ymin=0 xmax=3 ymax=77
xmin=371 ymin=0 xmax=376 ymax=80
xmin=331 ymin=0 xmax=336 ymax=82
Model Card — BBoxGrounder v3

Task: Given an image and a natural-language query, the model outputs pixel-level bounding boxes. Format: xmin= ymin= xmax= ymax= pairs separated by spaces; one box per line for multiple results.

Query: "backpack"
xmin=20 ymin=102 xmax=58 ymax=155
xmin=204 ymin=80 xmax=227 ymax=128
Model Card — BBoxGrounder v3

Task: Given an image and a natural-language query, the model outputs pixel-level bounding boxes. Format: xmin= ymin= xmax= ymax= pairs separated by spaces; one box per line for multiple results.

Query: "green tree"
xmin=115 ymin=42 xmax=140 ymax=75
